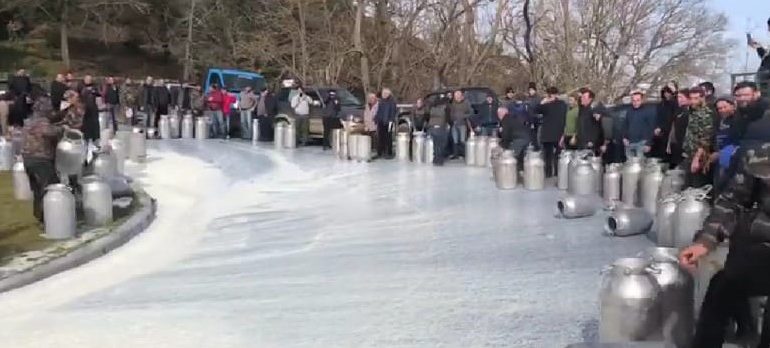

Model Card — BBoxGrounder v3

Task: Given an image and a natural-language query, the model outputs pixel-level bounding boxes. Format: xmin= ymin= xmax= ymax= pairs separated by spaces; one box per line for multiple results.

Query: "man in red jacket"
xmin=206 ymin=84 xmax=225 ymax=138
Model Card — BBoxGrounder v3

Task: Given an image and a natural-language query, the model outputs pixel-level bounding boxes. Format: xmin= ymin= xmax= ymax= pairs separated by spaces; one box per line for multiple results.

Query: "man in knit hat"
xmin=22 ymin=96 xmax=64 ymax=223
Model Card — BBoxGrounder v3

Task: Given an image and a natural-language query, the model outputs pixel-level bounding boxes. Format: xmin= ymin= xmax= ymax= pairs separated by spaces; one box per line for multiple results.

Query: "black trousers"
xmin=376 ymin=122 xmax=392 ymax=157
xmin=428 ymin=125 xmax=448 ymax=165
xmin=694 ymin=243 xmax=770 ymax=348
xmin=24 ymin=157 xmax=59 ymax=223
xmin=542 ymin=142 xmax=558 ymax=178
xmin=257 ymin=116 xmax=273 ymax=141
xmin=322 ymin=118 xmax=342 ymax=149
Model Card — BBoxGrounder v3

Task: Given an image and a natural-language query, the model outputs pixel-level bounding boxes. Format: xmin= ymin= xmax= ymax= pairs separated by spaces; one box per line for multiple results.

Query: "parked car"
xmin=275 ymin=85 xmax=365 ymax=138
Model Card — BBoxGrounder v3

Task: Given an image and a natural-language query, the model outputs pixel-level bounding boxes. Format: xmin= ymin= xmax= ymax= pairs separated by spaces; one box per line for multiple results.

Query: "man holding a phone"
xmin=748 ymin=19 xmax=770 ymax=93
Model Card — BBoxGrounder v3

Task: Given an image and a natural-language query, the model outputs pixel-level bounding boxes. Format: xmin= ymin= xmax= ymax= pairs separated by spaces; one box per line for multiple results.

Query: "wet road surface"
xmin=0 ymin=139 xmax=651 ymax=348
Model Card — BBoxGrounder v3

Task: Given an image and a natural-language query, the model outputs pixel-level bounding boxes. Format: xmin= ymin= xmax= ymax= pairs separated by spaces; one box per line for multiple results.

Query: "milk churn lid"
xmin=45 ymin=183 xmax=72 ymax=192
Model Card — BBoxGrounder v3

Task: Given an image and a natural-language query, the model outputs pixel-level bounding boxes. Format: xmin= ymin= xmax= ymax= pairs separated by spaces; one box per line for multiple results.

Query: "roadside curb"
xmin=0 ymin=190 xmax=157 ymax=293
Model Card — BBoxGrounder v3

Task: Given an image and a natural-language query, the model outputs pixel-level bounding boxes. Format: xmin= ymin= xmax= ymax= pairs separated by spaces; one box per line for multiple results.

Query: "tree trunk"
xmin=296 ymin=0 xmax=309 ymax=81
xmin=60 ymin=0 xmax=70 ymax=69
xmin=353 ymin=1 xmax=371 ymax=96
xmin=522 ymin=0 xmax=536 ymax=80
xmin=183 ymin=0 xmax=196 ymax=82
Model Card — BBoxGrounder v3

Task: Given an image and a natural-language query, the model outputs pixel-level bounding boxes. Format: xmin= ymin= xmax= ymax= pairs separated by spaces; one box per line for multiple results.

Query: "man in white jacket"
xmin=291 ymin=86 xmax=313 ymax=146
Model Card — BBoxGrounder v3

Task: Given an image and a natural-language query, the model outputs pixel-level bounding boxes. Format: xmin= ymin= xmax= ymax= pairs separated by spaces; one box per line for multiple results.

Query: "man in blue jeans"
xmin=622 ymin=91 xmax=656 ymax=159
xmin=448 ymin=90 xmax=473 ymax=159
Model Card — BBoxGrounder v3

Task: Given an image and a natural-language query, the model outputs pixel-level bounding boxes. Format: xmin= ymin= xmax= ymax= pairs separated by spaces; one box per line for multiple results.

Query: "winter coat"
xmin=120 ymin=84 xmax=139 ymax=109
xmin=153 ymin=86 xmax=171 ymax=107
xmin=239 ymin=91 xmax=258 ymax=110
xmin=427 ymin=104 xmax=448 ymax=128
xmin=291 ymin=93 xmax=312 ymax=116
xmin=80 ymin=84 xmax=100 ymax=141
xmin=738 ymin=99 xmax=770 ymax=148
xmin=206 ymin=90 xmax=224 ymax=111
xmin=682 ymin=104 xmax=715 ymax=157
xmin=715 ymin=114 xmax=742 ymax=150
xmin=476 ymin=101 xmax=499 ymax=128
xmin=222 ymin=92 xmax=235 ymax=116
xmin=50 ymin=81 xmax=67 ymax=111
xmin=375 ymin=96 xmax=397 ymax=125
xmin=21 ymin=115 xmax=61 ymax=160
xmin=564 ymin=106 xmax=578 ymax=136
xmin=189 ymin=89 xmax=204 ymax=111
xmin=576 ymin=103 xmax=604 ymax=148
xmin=534 ymin=99 xmax=567 ymax=143
xmin=448 ymin=100 xmax=473 ymax=123
xmin=102 ymin=84 xmax=120 ymax=105
xmin=500 ymin=105 xmax=531 ymax=149
xmin=667 ymin=108 xmax=689 ymax=158
xmin=364 ymin=102 xmax=379 ymax=132
xmin=8 ymin=75 xmax=31 ymax=97
xmin=140 ymin=83 xmax=155 ymax=107
xmin=261 ymin=92 xmax=278 ymax=117
xmin=757 ymin=46 xmax=770 ymax=72
xmin=694 ymin=143 xmax=770 ymax=251
xmin=323 ymin=97 xmax=341 ymax=118
xmin=657 ymin=98 xmax=678 ymax=137
xmin=623 ymin=104 xmax=657 ymax=144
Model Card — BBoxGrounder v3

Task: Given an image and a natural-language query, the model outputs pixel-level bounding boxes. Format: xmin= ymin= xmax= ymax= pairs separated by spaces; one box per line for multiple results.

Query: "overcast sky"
xmin=711 ymin=0 xmax=770 ymax=73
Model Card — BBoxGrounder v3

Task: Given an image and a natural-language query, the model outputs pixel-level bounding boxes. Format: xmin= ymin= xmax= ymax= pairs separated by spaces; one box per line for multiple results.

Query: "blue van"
xmin=203 ymin=68 xmax=267 ymax=95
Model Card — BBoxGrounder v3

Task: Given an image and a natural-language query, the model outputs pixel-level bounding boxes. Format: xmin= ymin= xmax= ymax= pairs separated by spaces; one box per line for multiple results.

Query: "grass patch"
xmin=0 ymin=172 xmax=52 ymax=264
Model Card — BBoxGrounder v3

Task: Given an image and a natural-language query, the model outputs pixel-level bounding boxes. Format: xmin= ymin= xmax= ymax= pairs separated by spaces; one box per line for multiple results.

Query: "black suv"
xmin=276 ymin=86 xmax=365 ymax=138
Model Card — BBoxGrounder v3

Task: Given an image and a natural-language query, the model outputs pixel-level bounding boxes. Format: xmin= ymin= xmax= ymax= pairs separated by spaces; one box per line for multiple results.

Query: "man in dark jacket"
xmin=427 ymin=95 xmax=450 ymax=166
xmin=653 ymin=86 xmax=678 ymax=159
xmin=534 ymin=86 xmax=566 ymax=178
xmin=50 ymin=73 xmax=67 ymax=111
xmin=622 ymin=91 xmax=657 ymax=159
xmin=749 ymin=22 xmax=770 ymax=94
xmin=499 ymin=101 xmax=531 ymax=171
xmin=153 ymin=79 xmax=171 ymax=117
xmin=79 ymin=75 xmax=101 ymax=144
xmin=102 ymin=76 xmax=120 ymax=131
xmin=322 ymin=90 xmax=342 ymax=150
xmin=679 ymin=137 xmax=770 ymax=348
xmin=375 ymin=88 xmax=397 ymax=159
xmin=575 ymin=88 xmax=604 ymax=154
xmin=9 ymin=69 xmax=32 ymax=127
xmin=526 ymin=82 xmax=542 ymax=149
xmin=475 ymin=94 xmax=499 ymax=136
xmin=141 ymin=76 xmax=156 ymax=128
xmin=22 ymin=97 xmax=62 ymax=223
xmin=447 ymin=90 xmax=473 ymax=159
xmin=256 ymin=87 xmax=278 ymax=142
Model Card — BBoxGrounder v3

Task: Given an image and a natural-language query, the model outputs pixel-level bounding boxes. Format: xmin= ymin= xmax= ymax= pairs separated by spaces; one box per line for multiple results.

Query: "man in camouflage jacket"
xmin=22 ymin=97 xmax=64 ymax=223
xmin=682 ymin=87 xmax=716 ymax=187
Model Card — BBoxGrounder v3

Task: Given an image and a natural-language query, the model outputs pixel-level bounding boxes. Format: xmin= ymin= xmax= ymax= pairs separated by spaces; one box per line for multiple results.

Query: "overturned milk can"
xmin=606 ymin=207 xmax=653 ymax=237
xmin=558 ymin=194 xmax=601 ymax=219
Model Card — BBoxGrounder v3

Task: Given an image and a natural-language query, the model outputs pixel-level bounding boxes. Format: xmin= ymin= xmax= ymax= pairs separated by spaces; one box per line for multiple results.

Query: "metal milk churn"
xmin=640 ymin=164 xmax=665 ymax=216
xmin=0 ymin=137 xmax=14 ymax=171
xmin=486 ymin=137 xmax=501 ymax=168
xmin=195 ymin=117 xmax=209 ymax=140
xmin=424 ymin=136 xmax=434 ymax=164
xmin=182 ymin=114 xmax=194 ymax=139
xmin=622 ymin=156 xmax=644 ymax=207
xmin=603 ymin=163 xmax=622 ymax=206
xmin=465 ymin=133 xmax=477 ymax=166
xmin=81 ymin=175 xmax=113 ymax=226
xmin=332 ymin=129 xmax=342 ymax=155
xmin=654 ymin=193 xmax=681 ymax=247
xmin=338 ymin=130 xmax=349 ymax=160
xmin=493 ymin=150 xmax=518 ymax=190
xmin=475 ymin=135 xmax=489 ymax=167
xmin=557 ymin=150 xmax=573 ymax=190
xmin=159 ymin=115 xmax=171 ymax=139
xmin=169 ymin=113 xmax=181 ymax=138
xmin=599 ymin=257 xmax=662 ymax=342
xmin=558 ymin=194 xmax=601 ymax=219
xmin=91 ymin=149 xmax=118 ymax=180
xmin=251 ymin=120 xmax=260 ymax=145
xmin=109 ymin=138 xmax=126 ymax=175
xmin=348 ymin=134 xmax=360 ymax=161
xmin=98 ymin=111 xmax=110 ymax=131
xmin=569 ymin=157 xmax=596 ymax=195
xmin=55 ymin=129 xmax=86 ymax=177
xmin=605 ymin=207 xmax=654 ymax=237
xmin=357 ymin=134 xmax=372 ymax=162
xmin=129 ymin=127 xmax=146 ymax=162
xmin=412 ymin=132 xmax=425 ymax=163
xmin=99 ymin=128 xmax=114 ymax=148
xmin=590 ymin=156 xmax=603 ymax=194
xmin=284 ymin=123 xmax=297 ymax=149
xmin=10 ymin=129 xmax=23 ymax=156
xmin=673 ymin=188 xmax=711 ymax=248
xmin=12 ymin=158 xmax=32 ymax=201
xmin=524 ymin=150 xmax=545 ymax=190
xmin=644 ymin=247 xmax=694 ymax=348
xmin=659 ymin=169 xmax=685 ymax=199
xmin=43 ymin=184 xmax=77 ymax=240
xmin=274 ymin=122 xmax=286 ymax=149
xmin=396 ymin=132 xmax=410 ymax=161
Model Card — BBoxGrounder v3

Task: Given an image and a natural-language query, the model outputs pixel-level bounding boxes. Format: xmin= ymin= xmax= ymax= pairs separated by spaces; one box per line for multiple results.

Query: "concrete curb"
xmin=0 ymin=191 xmax=157 ymax=293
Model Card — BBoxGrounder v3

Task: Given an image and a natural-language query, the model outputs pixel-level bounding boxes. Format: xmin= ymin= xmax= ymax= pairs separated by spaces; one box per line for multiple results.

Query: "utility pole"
xmin=183 ymin=0 xmax=196 ymax=82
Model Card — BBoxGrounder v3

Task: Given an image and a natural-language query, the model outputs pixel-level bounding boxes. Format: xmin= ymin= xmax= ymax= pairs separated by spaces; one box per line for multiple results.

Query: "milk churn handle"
xmin=644 ymin=264 xmax=662 ymax=274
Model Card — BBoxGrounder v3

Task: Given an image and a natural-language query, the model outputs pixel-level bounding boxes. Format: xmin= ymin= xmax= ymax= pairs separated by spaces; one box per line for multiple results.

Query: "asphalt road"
xmin=0 ymin=139 xmax=651 ymax=348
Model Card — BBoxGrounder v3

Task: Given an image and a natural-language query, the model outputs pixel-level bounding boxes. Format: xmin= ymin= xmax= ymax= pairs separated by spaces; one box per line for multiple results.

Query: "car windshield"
xmin=222 ymin=74 xmax=266 ymax=93
xmin=334 ymin=89 xmax=362 ymax=107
